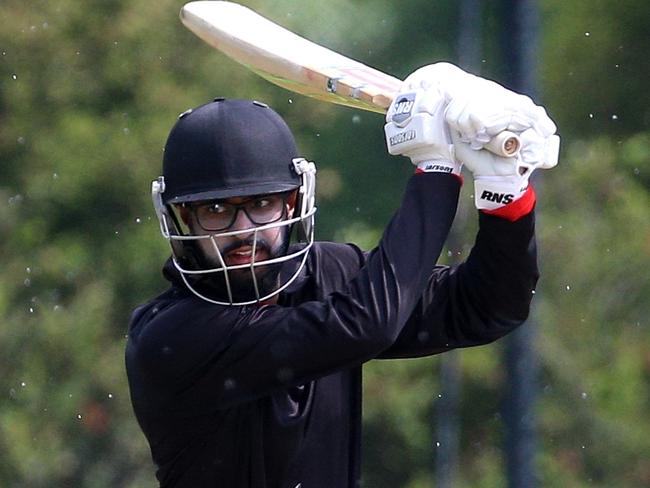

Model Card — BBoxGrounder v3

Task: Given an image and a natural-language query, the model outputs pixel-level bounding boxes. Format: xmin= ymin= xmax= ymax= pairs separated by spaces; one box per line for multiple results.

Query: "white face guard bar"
xmin=151 ymin=158 xmax=317 ymax=306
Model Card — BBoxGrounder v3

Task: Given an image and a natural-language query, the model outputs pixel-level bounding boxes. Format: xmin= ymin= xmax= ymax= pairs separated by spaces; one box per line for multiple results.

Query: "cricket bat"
xmin=179 ymin=1 xmax=520 ymax=157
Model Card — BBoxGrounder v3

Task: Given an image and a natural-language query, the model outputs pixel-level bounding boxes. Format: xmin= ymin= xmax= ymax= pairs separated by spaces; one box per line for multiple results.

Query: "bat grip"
xmin=484 ymin=131 xmax=521 ymax=157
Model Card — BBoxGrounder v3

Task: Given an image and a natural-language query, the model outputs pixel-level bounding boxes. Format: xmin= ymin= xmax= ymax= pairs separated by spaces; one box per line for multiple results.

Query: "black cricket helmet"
xmin=151 ymin=99 xmax=317 ymax=305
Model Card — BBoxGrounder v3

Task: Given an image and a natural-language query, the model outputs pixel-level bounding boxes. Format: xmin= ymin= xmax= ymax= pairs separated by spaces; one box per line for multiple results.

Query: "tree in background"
xmin=0 ymin=0 xmax=649 ymax=487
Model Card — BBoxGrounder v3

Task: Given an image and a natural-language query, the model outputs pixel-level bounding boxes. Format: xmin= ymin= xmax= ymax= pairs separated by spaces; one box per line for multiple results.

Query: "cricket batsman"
xmin=125 ymin=63 xmax=559 ymax=487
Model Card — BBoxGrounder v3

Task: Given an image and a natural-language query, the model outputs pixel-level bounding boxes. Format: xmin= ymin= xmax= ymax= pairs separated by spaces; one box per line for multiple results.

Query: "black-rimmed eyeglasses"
xmin=188 ymin=194 xmax=289 ymax=231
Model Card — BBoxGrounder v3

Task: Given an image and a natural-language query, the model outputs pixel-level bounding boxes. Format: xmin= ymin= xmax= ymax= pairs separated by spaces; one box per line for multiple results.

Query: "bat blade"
xmin=179 ymin=1 xmax=521 ymax=157
xmin=179 ymin=1 xmax=401 ymax=114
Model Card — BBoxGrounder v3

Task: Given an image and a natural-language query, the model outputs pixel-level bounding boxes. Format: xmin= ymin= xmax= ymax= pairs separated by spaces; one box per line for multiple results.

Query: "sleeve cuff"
xmin=480 ymin=185 xmax=536 ymax=222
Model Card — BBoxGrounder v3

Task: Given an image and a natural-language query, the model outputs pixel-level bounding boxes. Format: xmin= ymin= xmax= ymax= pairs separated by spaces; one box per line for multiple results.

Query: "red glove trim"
xmin=481 ymin=185 xmax=536 ymax=221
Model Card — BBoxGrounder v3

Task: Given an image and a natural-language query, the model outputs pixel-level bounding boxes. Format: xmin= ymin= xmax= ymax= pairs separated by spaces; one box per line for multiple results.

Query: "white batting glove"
xmin=387 ymin=62 xmax=560 ymax=209
xmin=384 ymin=69 xmax=460 ymax=176
xmin=441 ymin=70 xmax=559 ymax=209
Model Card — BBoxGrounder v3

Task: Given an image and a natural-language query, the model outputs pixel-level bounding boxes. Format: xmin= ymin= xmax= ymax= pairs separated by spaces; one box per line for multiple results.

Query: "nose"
xmin=230 ymin=207 xmax=256 ymax=232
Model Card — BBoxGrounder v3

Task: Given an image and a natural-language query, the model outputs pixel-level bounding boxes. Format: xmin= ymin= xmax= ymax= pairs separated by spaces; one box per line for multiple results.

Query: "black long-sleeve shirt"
xmin=125 ymin=173 xmax=538 ymax=487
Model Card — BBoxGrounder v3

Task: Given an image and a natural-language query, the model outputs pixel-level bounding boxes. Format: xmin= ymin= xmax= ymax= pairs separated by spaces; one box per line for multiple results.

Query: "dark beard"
xmin=192 ymin=232 xmax=290 ymax=304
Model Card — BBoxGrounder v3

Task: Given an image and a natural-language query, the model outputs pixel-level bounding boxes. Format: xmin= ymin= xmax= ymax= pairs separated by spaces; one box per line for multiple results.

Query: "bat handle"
xmin=484 ymin=131 xmax=521 ymax=157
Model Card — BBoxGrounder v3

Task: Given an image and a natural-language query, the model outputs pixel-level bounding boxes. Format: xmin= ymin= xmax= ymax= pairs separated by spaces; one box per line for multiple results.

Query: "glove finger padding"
xmin=520 ymin=130 xmax=561 ymax=171
xmin=446 ymin=91 xmax=556 ymax=150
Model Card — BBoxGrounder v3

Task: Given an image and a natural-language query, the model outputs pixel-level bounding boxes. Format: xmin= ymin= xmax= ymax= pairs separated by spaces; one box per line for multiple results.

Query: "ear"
xmin=179 ymin=205 xmax=192 ymax=226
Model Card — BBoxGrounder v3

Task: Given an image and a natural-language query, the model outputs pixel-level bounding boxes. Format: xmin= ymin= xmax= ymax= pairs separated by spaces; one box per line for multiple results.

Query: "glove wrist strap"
xmin=415 ymin=159 xmax=462 ymax=176
xmin=473 ymin=175 xmax=528 ymax=210
xmin=481 ymin=185 xmax=536 ymax=221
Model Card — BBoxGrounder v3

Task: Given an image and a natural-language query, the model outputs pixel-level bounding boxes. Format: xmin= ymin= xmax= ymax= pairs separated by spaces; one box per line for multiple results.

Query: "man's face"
xmin=180 ymin=191 xmax=297 ymax=275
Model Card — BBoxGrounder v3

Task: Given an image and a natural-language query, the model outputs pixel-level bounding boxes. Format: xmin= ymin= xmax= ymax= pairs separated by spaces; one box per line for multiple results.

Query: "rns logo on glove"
xmin=391 ymin=93 xmax=416 ymax=124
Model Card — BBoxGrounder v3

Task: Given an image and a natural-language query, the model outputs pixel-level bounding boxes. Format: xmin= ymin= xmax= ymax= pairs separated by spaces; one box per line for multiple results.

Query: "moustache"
xmin=221 ymin=237 xmax=272 ymax=256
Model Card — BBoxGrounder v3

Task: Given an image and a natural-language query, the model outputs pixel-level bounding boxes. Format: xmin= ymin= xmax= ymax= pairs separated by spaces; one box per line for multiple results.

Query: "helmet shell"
xmin=162 ymin=99 xmax=301 ymax=204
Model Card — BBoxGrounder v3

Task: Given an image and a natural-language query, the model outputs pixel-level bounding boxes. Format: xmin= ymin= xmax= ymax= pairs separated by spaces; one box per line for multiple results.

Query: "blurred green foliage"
xmin=1 ymin=0 xmax=649 ymax=487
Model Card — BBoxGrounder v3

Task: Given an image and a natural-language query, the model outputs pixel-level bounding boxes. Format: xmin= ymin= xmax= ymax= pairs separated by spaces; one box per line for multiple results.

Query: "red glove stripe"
xmin=481 ymin=185 xmax=536 ymax=221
